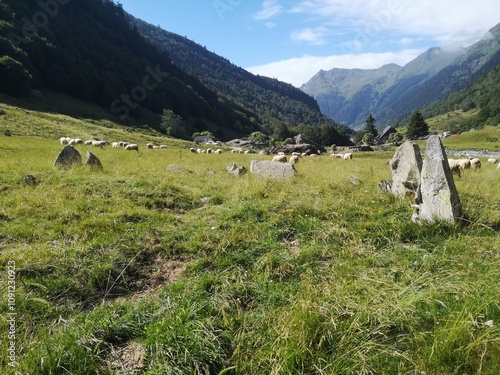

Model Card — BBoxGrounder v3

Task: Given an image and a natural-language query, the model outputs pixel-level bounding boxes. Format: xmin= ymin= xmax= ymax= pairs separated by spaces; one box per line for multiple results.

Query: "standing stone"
xmin=389 ymin=141 xmax=423 ymax=197
xmin=85 ymin=151 xmax=103 ymax=171
xmin=53 ymin=145 xmax=82 ymax=169
xmin=250 ymin=160 xmax=296 ymax=179
xmin=412 ymin=135 xmax=462 ymax=223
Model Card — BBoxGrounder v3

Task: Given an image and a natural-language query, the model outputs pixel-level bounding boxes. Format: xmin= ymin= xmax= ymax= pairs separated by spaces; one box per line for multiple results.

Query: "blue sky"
xmin=118 ymin=0 xmax=500 ymax=87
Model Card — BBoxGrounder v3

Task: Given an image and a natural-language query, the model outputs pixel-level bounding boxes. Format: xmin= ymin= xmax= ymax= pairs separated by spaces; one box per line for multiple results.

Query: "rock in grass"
xmin=250 ymin=160 xmax=296 ymax=179
xmin=53 ymin=145 xmax=82 ymax=169
xmin=85 ymin=151 xmax=103 ymax=171
xmin=227 ymin=163 xmax=247 ymax=176
xmin=389 ymin=141 xmax=422 ymax=197
xmin=24 ymin=174 xmax=37 ymax=185
xmin=412 ymin=135 xmax=462 ymax=223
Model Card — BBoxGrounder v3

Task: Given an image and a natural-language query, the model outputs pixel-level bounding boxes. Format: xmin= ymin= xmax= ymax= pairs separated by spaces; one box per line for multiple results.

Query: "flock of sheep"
xmin=58 ymin=137 xmax=167 ymax=152
xmin=188 ymin=146 xmax=355 ymax=166
xmin=448 ymin=156 xmax=500 ymax=175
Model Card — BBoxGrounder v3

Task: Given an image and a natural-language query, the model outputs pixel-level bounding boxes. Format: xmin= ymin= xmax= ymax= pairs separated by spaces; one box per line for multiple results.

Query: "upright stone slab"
xmin=85 ymin=151 xmax=103 ymax=171
xmin=389 ymin=141 xmax=422 ymax=197
xmin=412 ymin=135 xmax=462 ymax=223
xmin=53 ymin=145 xmax=82 ymax=169
xmin=250 ymin=160 xmax=296 ymax=179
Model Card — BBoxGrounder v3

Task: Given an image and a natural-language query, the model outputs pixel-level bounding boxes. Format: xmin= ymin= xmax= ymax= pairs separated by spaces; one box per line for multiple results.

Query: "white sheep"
xmin=147 ymin=143 xmax=154 ymax=149
xmin=272 ymin=155 xmax=287 ymax=162
xmin=125 ymin=144 xmax=139 ymax=151
xmin=112 ymin=142 xmax=121 ymax=148
xmin=59 ymin=137 xmax=71 ymax=145
xmin=487 ymin=158 xmax=498 ymax=164
xmin=343 ymin=153 xmax=353 ymax=160
xmin=448 ymin=159 xmax=462 ymax=176
xmin=84 ymin=140 xmax=93 ymax=145
xmin=331 ymin=153 xmax=343 ymax=159
xmin=159 ymin=145 xmax=167 ymax=149
xmin=92 ymin=140 xmax=108 ymax=148
xmin=469 ymin=158 xmax=481 ymax=169
xmin=214 ymin=149 xmax=223 ymax=154
xmin=190 ymin=147 xmax=198 ymax=153
xmin=457 ymin=158 xmax=471 ymax=170
xmin=289 ymin=155 xmax=299 ymax=164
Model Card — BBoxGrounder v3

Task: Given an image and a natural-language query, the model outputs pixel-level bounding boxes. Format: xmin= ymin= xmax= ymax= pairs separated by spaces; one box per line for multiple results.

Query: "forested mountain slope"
xmin=0 ymin=0 xmax=260 ymax=137
xmin=128 ymin=15 xmax=351 ymax=137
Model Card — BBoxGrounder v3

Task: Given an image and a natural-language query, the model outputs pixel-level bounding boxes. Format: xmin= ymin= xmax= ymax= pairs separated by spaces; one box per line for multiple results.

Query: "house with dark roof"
xmin=374 ymin=126 xmax=397 ymax=144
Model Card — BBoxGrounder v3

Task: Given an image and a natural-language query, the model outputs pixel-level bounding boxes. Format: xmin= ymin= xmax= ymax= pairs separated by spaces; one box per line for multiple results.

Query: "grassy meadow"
xmin=0 ymin=101 xmax=499 ymax=374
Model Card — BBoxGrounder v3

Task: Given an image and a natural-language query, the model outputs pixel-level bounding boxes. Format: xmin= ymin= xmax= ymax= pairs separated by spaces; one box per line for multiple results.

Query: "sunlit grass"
xmin=0 ymin=106 xmax=499 ymax=374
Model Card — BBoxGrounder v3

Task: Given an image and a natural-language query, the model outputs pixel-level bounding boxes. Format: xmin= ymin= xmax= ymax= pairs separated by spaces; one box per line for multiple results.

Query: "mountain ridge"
xmin=301 ymin=22 xmax=500 ymax=129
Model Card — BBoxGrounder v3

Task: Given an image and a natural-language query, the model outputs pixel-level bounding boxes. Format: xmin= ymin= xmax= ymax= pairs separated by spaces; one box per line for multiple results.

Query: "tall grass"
xmin=0 ymin=108 xmax=499 ymax=374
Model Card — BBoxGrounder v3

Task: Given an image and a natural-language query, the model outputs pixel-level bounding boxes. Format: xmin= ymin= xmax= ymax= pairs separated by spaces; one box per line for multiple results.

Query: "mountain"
xmin=127 ymin=14 xmax=352 ymax=141
xmin=0 ymin=0 xmax=351 ymax=145
xmin=302 ymin=22 xmax=500 ymax=129
xmin=0 ymin=0 xmax=261 ymax=138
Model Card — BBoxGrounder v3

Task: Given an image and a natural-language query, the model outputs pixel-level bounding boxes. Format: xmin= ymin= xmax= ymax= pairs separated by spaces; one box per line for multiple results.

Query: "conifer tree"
xmin=406 ymin=111 xmax=429 ymax=139
xmin=365 ymin=114 xmax=377 ymax=137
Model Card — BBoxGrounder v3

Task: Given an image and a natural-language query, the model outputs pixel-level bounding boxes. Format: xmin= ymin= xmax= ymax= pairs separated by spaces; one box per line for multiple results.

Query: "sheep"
xmin=448 ymin=159 xmax=462 ymax=176
xmin=84 ymin=140 xmax=93 ymax=145
xmin=497 ymin=163 xmax=500 ymax=170
xmin=153 ymin=146 xmax=160 ymax=149
xmin=457 ymin=158 xmax=471 ymax=170
xmin=92 ymin=140 xmax=108 ymax=148
xmin=469 ymin=158 xmax=481 ymax=169
xmin=292 ymin=152 xmax=301 ymax=156
xmin=309 ymin=154 xmax=318 ymax=157
xmin=59 ymin=137 xmax=71 ymax=145
xmin=125 ymin=143 xmax=139 ymax=151
xmin=289 ymin=155 xmax=299 ymax=164
xmin=69 ymin=138 xmax=83 ymax=145
xmin=147 ymin=143 xmax=154 ymax=149
xmin=159 ymin=145 xmax=167 ymax=149
xmin=278 ymin=152 xmax=286 ymax=156
xmin=487 ymin=158 xmax=498 ymax=164
xmin=331 ymin=153 xmax=343 ymax=159
xmin=112 ymin=142 xmax=121 ymax=148
xmin=343 ymin=153 xmax=353 ymax=160
xmin=272 ymin=155 xmax=287 ymax=162
xmin=214 ymin=149 xmax=223 ymax=154
xmin=190 ymin=147 xmax=198 ymax=153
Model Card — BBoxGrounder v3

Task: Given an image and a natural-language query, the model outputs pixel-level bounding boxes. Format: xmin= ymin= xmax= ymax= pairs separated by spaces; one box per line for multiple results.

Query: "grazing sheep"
xmin=206 ymin=148 xmax=213 ymax=154
xmin=112 ymin=142 xmax=120 ymax=148
xmin=92 ymin=140 xmax=108 ymax=148
xmin=457 ymin=158 xmax=471 ymax=170
xmin=59 ymin=137 xmax=71 ymax=145
xmin=159 ymin=145 xmax=167 ymax=149
xmin=487 ymin=158 xmax=498 ymax=164
xmin=272 ymin=155 xmax=287 ymax=162
xmin=278 ymin=152 xmax=286 ymax=156
xmin=331 ymin=153 xmax=343 ymax=159
xmin=469 ymin=157 xmax=481 ymax=169
xmin=84 ymin=140 xmax=93 ymax=145
xmin=190 ymin=147 xmax=198 ymax=153
xmin=147 ymin=143 xmax=154 ymax=149
xmin=292 ymin=152 xmax=301 ymax=156
xmin=125 ymin=144 xmax=139 ymax=151
xmin=497 ymin=163 xmax=500 ymax=170
xmin=309 ymin=154 xmax=318 ymax=157
xmin=214 ymin=149 xmax=223 ymax=154
xmin=153 ymin=146 xmax=160 ymax=149
xmin=289 ymin=155 xmax=299 ymax=164
xmin=343 ymin=153 xmax=353 ymax=161
xmin=448 ymin=159 xmax=462 ymax=176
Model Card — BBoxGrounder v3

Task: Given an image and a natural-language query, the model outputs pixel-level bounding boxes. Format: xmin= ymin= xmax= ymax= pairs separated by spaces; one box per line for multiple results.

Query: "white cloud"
xmin=246 ymin=49 xmax=423 ymax=87
xmin=253 ymin=0 xmax=283 ymax=21
xmin=287 ymin=0 xmax=500 ymax=47
xmin=291 ymin=27 xmax=330 ymax=45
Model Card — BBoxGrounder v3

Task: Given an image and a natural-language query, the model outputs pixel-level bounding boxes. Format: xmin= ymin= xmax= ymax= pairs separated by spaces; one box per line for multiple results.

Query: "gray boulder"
xmin=250 ymin=160 xmax=296 ymax=179
xmin=389 ymin=141 xmax=423 ymax=197
xmin=412 ymin=136 xmax=462 ymax=223
xmin=54 ymin=145 xmax=82 ymax=169
xmin=85 ymin=151 xmax=103 ymax=171
xmin=227 ymin=163 xmax=247 ymax=176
